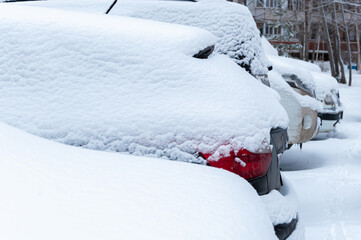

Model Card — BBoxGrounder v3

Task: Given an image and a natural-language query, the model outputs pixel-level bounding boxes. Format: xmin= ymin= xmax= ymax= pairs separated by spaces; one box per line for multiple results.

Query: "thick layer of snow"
xmin=13 ymin=0 xmax=271 ymax=76
xmin=0 ymin=5 xmax=288 ymax=163
xmin=0 ymin=122 xmax=278 ymax=240
xmin=280 ymin=72 xmax=361 ymax=239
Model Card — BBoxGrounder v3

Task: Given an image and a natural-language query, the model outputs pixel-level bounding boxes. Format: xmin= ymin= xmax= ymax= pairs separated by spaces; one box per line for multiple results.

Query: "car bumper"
xmin=260 ymin=177 xmax=303 ymax=240
xmin=248 ymin=128 xmax=288 ymax=195
xmin=318 ymin=111 xmax=343 ymax=133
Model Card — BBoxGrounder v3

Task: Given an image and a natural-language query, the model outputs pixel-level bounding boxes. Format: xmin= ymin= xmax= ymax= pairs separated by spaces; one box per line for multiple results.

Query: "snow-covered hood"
xmin=0 ymin=5 xmax=288 ymax=163
xmin=0 ymin=122 xmax=278 ymax=240
xmin=13 ymin=0 xmax=271 ymax=76
xmin=267 ymin=55 xmax=316 ymax=93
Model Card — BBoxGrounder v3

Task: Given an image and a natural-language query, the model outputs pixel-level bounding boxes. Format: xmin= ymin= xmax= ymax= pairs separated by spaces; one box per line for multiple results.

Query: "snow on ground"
xmin=280 ymin=71 xmax=361 ymax=239
xmin=0 ymin=122 xmax=278 ymax=240
xmin=0 ymin=5 xmax=288 ymax=163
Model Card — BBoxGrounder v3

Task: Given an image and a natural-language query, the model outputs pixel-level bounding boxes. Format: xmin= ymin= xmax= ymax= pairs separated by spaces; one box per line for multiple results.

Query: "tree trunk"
xmin=311 ymin=25 xmax=321 ymax=63
xmin=304 ymin=2 xmax=310 ymax=61
xmin=356 ymin=20 xmax=361 ymax=74
xmin=321 ymin=0 xmax=336 ymax=77
xmin=341 ymin=3 xmax=352 ymax=86
xmin=332 ymin=30 xmax=340 ymax=78
xmin=333 ymin=2 xmax=346 ymax=83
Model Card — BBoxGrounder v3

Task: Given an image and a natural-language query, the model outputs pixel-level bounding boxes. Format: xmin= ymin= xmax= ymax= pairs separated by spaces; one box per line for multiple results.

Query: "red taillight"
xmin=201 ymin=149 xmax=272 ymax=180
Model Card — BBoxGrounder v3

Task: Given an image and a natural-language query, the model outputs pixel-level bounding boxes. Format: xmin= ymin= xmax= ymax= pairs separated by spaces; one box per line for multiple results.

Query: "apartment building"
xmin=228 ymin=0 xmax=360 ymax=62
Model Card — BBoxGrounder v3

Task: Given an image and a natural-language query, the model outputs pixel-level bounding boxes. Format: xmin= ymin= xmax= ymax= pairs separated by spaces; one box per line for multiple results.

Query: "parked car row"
xmin=0 ymin=0 xmax=342 ymax=239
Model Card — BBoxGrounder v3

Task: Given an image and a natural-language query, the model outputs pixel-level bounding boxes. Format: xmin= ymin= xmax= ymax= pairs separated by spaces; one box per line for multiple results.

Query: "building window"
xmin=257 ymin=0 xmax=282 ymax=8
xmin=349 ymin=28 xmax=356 ymax=41
xmin=288 ymin=0 xmax=304 ymax=10
xmin=260 ymin=22 xmax=281 ymax=37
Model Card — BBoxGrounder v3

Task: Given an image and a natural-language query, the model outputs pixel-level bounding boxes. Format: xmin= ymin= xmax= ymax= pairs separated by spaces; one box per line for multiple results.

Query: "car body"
xmin=261 ymin=37 xmax=343 ymax=134
xmin=261 ymin=37 xmax=322 ymax=147
xmin=0 ymin=1 xmax=297 ymax=237
xmin=308 ymin=70 xmax=343 ymax=133
xmin=266 ymin=55 xmax=322 ymax=146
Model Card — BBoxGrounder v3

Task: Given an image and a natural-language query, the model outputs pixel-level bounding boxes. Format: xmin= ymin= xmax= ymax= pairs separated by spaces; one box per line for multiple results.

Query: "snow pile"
xmin=267 ymin=55 xmax=316 ymax=92
xmin=0 ymin=122 xmax=278 ymax=240
xmin=268 ymin=71 xmax=322 ymax=111
xmin=15 ymin=0 xmax=271 ymax=75
xmin=0 ymin=5 xmax=288 ymax=163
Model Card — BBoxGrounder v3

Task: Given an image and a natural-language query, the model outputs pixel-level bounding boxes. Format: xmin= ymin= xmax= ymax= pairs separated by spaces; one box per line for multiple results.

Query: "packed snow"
xmin=0 ymin=5 xmax=288 ymax=163
xmin=0 ymin=122 xmax=279 ymax=240
xmin=281 ymin=71 xmax=361 ymax=239
xmin=11 ymin=0 xmax=271 ymax=76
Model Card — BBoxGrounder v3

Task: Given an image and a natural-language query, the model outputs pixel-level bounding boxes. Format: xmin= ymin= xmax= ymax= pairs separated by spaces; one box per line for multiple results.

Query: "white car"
xmin=262 ymin=37 xmax=322 ymax=146
xmin=262 ymin=38 xmax=343 ymax=134
xmin=0 ymin=4 xmax=302 ymax=239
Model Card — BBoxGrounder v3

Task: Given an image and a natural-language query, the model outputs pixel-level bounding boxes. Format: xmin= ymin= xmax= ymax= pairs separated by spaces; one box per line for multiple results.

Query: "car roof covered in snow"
xmin=13 ymin=0 xmax=271 ymax=76
xmin=0 ymin=5 xmax=288 ymax=163
xmin=0 ymin=122 xmax=278 ymax=240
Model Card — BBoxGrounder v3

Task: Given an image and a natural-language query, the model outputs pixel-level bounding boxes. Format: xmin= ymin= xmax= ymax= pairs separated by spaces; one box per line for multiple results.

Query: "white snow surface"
xmin=280 ymin=71 xmax=361 ymax=239
xmin=268 ymin=70 xmax=322 ymax=111
xmin=0 ymin=122 xmax=278 ymax=240
xmin=0 ymin=5 xmax=288 ymax=163
xmin=14 ymin=0 xmax=271 ymax=76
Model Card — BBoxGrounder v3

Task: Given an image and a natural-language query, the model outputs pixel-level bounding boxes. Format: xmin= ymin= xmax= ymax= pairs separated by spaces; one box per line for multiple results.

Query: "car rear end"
xmin=311 ymin=72 xmax=343 ymax=133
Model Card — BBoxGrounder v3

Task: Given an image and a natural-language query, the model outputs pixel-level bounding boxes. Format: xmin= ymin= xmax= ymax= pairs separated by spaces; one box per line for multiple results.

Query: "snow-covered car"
xmin=262 ymin=38 xmax=343 ymax=134
xmin=262 ymin=38 xmax=322 ymax=146
xmin=0 ymin=4 xmax=301 ymax=239
xmin=295 ymin=65 xmax=343 ymax=133
xmin=0 ymin=122 xmax=281 ymax=240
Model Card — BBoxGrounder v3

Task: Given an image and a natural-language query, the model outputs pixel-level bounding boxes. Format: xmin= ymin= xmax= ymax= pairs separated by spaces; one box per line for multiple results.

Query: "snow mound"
xmin=0 ymin=122 xmax=278 ymax=240
xmin=0 ymin=5 xmax=288 ymax=163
